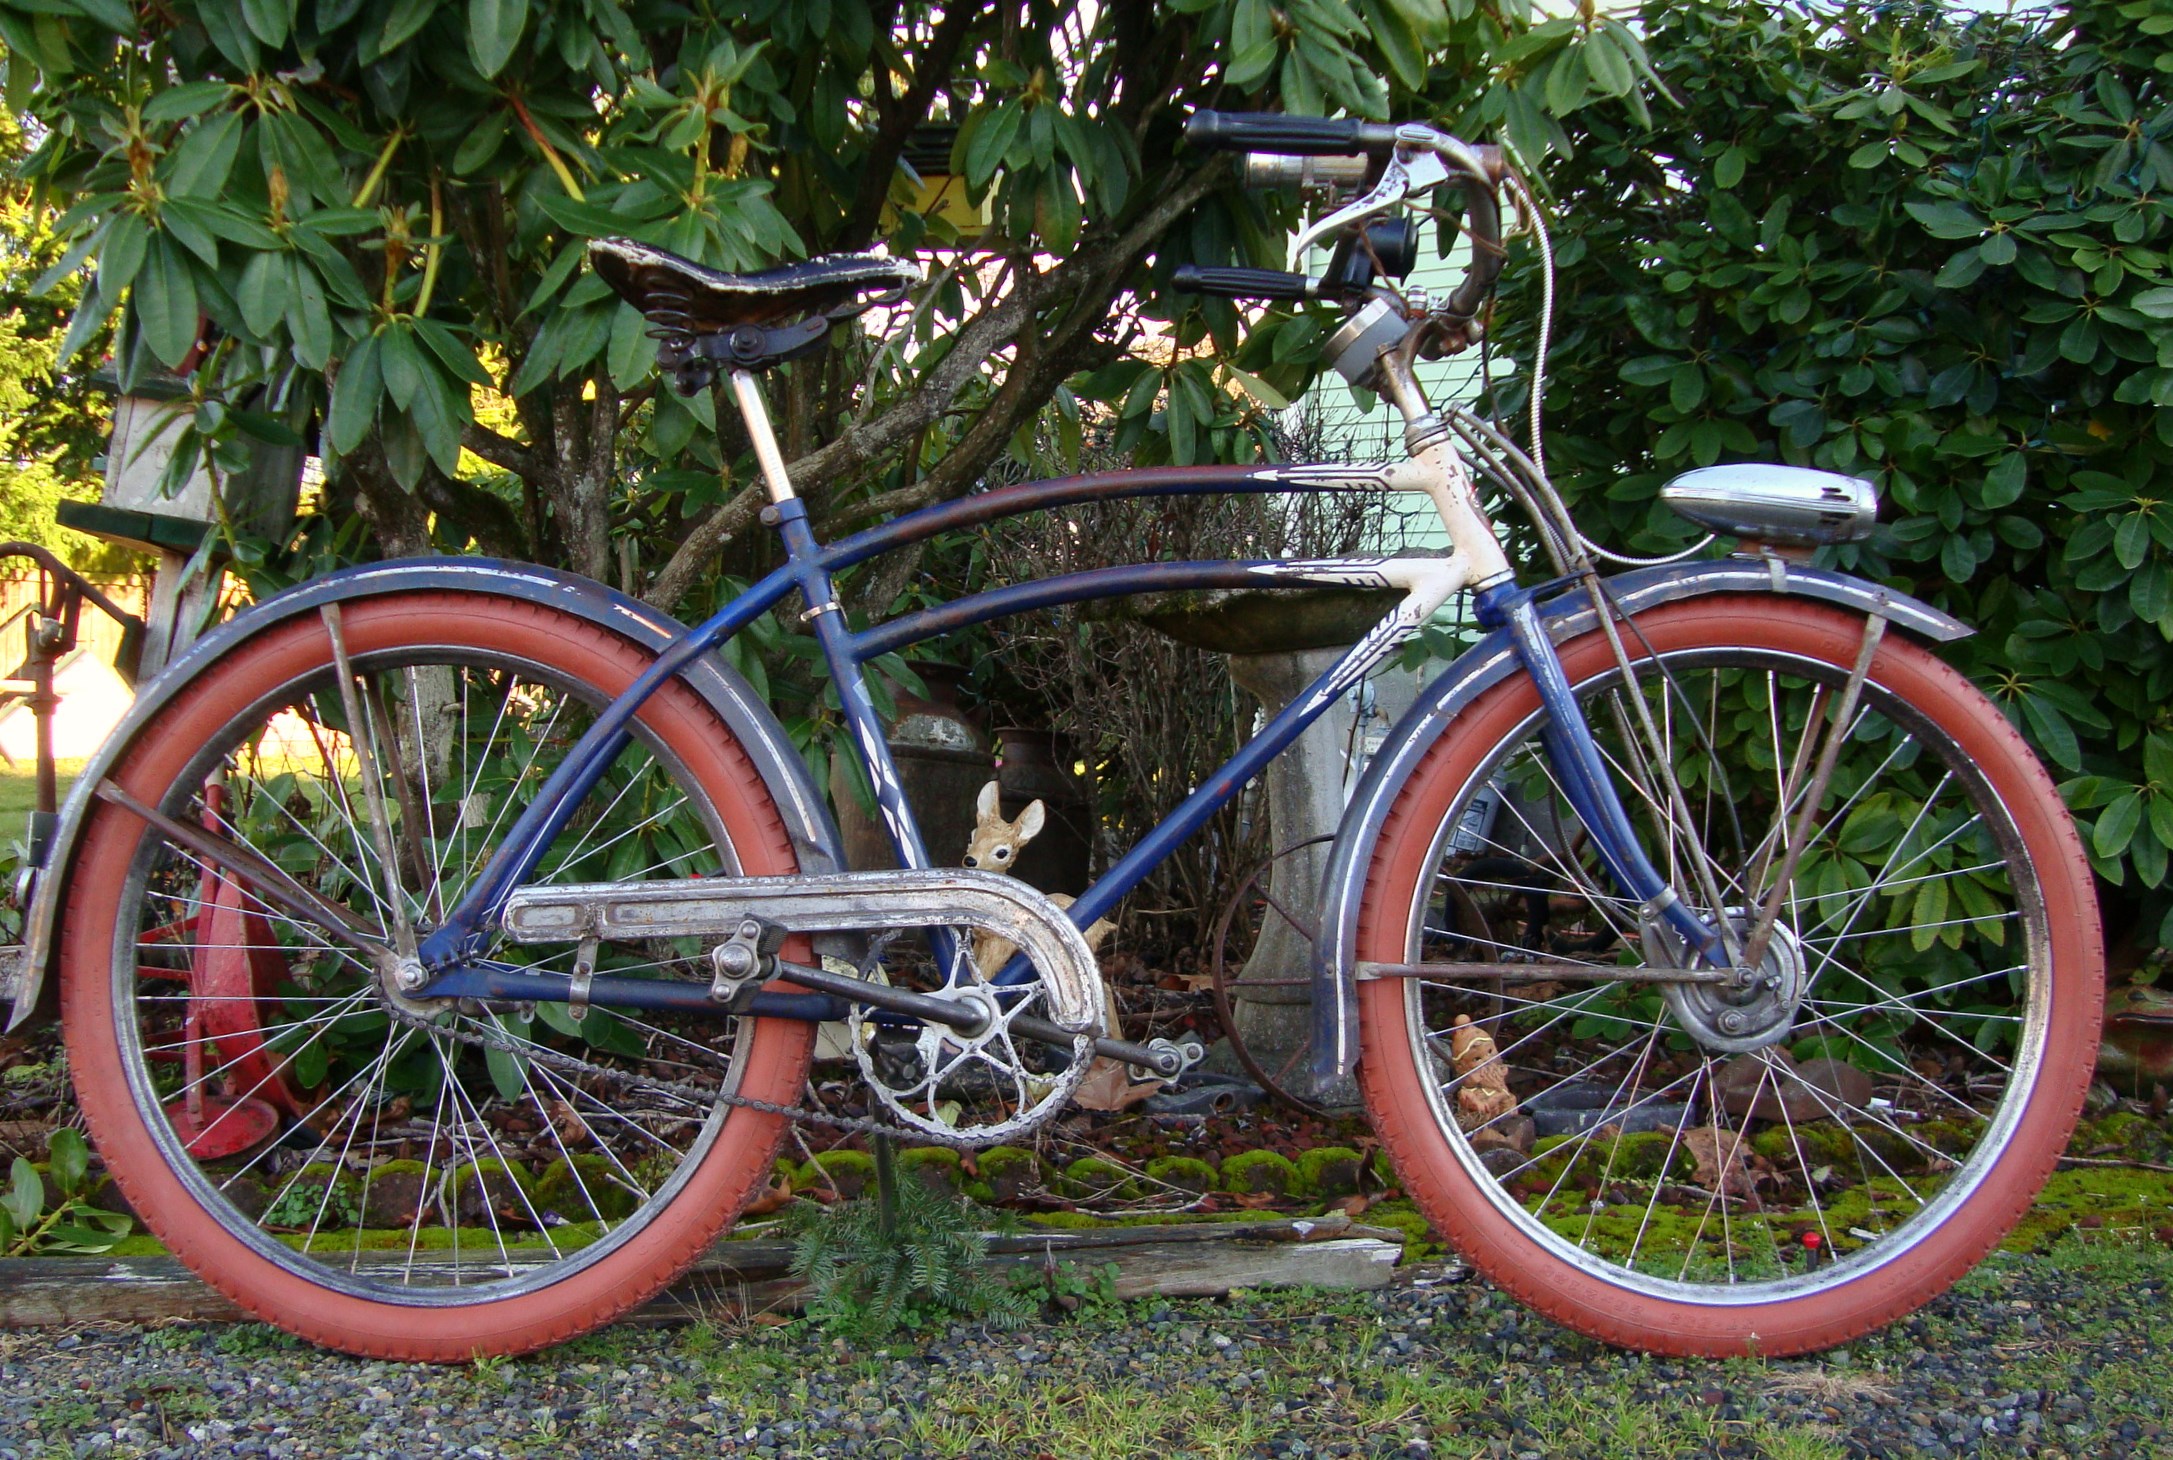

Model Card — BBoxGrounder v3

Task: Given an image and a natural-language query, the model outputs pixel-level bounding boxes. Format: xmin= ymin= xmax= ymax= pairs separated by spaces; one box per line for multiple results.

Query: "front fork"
xmin=1482 ymin=583 xmax=1727 ymax=965
xmin=1376 ymin=354 xmax=1728 ymax=970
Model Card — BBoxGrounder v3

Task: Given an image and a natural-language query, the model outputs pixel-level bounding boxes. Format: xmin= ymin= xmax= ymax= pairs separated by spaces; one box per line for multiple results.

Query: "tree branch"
xmin=838 ymin=0 xmax=984 ymax=250
xmin=643 ymin=480 xmax=767 ymax=612
xmin=417 ymin=468 xmax=530 ymax=558
xmin=460 ymin=421 xmax=538 ymax=478
xmin=645 ymin=155 xmax=1230 ymax=610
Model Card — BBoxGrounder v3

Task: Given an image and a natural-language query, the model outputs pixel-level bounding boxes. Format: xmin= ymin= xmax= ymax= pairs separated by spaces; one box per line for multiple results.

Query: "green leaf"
xmin=606 ymin=301 xmax=655 ymax=391
xmin=379 ymin=323 xmax=425 ymax=410
xmin=142 ymin=81 xmax=236 ymax=125
xmin=165 ymin=111 xmax=244 ymax=200
xmin=2020 ymin=695 xmax=2080 ymax=771
xmin=1979 ymin=231 xmax=2017 ymax=267
xmin=62 ymin=0 xmax=137 ymax=30
xmin=286 ymin=260 xmax=332 ymax=369
xmin=327 ymin=333 xmax=382 ymax=454
xmin=158 ymin=207 xmax=220 ymax=269
xmin=1933 ymin=247 xmax=1986 ymax=290
xmin=2095 ymin=792 xmax=2144 ymax=860
xmin=452 ymin=111 xmax=510 ymax=176
xmin=41 ymin=1222 xmax=127 ymax=1255
xmin=240 ymin=0 xmax=291 ymax=48
xmin=3 ymin=1159 xmax=42 ymax=1231
xmin=963 ymin=102 xmax=1022 ymax=190
xmin=135 ymin=234 xmax=200 ymax=368
xmin=197 ymin=0 xmax=261 ymax=69
xmin=1669 ymin=364 xmax=1706 ymax=412
xmin=413 ymin=318 xmax=493 ymax=386
xmin=1619 ymin=354 xmax=1679 ymax=388
xmin=98 ymin=211 xmax=148 ymax=297
xmin=1910 ymin=876 xmax=1950 ymax=951
xmin=484 ymin=1013 xmax=531 ymax=1100
xmin=1846 ymin=140 xmax=1888 ymax=170
xmin=1713 ymin=145 xmax=1746 ymax=190
xmin=1357 ymin=0 xmax=1427 ymax=91
xmin=1981 ymin=452 xmax=2026 ymax=508
xmin=1543 ymin=46 xmax=1589 ymax=115
xmin=533 ymin=999 xmax=583 ymax=1037
xmin=1904 ymin=199 xmax=1985 ymax=239
xmin=375 ymin=0 xmax=436 ymax=54
xmin=1227 ymin=0 xmax=1279 ymax=89
xmin=468 ymin=0 xmax=528 ymax=79
xmin=1584 ymin=28 xmax=1633 ymax=97
xmin=2116 ymin=513 xmax=2151 ymax=571
xmin=236 ymin=249 xmax=291 ymax=340
xmin=1221 ymin=363 xmax=1289 ymax=411
xmin=46 ymin=1128 xmax=88 ymax=1200
xmin=291 ymin=1030 xmax=328 ymax=1088
xmin=2132 ymin=287 xmax=2173 ymax=321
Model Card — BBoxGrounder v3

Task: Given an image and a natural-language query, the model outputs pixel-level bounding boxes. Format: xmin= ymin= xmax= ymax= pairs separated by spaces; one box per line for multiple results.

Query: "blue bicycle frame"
xmin=411 ymin=379 xmax=1726 ymax=1010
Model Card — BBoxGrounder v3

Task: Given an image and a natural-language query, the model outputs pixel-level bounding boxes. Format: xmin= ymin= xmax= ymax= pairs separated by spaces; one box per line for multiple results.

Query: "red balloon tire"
xmin=60 ymin=591 xmax=817 ymax=1361
xmin=1355 ymin=596 xmax=2103 ymax=1357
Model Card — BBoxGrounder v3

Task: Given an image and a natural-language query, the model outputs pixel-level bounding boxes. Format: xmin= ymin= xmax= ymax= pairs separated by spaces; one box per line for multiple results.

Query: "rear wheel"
xmin=60 ymin=591 xmax=815 ymax=1360
xmin=1357 ymin=597 xmax=2101 ymax=1356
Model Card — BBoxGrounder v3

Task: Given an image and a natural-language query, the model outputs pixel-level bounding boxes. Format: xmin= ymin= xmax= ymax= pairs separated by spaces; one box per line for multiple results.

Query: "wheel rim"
xmin=110 ymin=643 xmax=757 ymax=1304
xmin=1396 ymin=643 xmax=2051 ymax=1302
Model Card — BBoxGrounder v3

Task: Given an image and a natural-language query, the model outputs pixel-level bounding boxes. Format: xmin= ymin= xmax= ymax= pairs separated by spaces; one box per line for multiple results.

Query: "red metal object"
xmin=157 ymin=783 xmax=307 ymax=1156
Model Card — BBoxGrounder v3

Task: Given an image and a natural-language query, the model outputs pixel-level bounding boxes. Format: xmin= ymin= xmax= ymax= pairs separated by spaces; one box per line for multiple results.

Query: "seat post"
xmin=728 ymin=369 xmax=797 ymax=505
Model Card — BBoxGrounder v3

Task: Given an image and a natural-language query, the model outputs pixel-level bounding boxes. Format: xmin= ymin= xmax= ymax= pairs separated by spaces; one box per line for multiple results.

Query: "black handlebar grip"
xmin=1171 ymin=264 xmax=1315 ymax=301
xmin=1184 ymin=110 xmax=1398 ymax=157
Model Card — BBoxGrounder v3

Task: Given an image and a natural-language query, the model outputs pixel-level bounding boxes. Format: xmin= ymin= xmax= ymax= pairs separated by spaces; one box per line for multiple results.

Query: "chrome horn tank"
xmin=1660 ymin=464 xmax=1878 ymax=548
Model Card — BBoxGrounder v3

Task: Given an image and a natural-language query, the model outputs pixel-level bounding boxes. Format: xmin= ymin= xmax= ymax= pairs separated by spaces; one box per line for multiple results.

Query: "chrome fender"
xmin=9 ymin=558 xmax=843 ymax=1031
xmin=1309 ymin=560 xmax=1970 ymax=1085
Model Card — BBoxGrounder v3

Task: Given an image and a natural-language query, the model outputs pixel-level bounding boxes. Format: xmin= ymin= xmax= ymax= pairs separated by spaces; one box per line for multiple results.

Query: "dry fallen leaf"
xmin=1684 ymin=1124 xmax=1761 ymax=1206
xmin=1070 ymin=1058 xmax=1163 ymax=1112
xmin=741 ymin=1178 xmax=795 ymax=1217
xmin=549 ymin=1099 xmax=591 ymax=1146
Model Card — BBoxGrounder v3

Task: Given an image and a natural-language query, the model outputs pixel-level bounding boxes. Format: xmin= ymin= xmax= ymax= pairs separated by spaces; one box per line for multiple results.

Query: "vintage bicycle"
xmin=8 ymin=110 xmax=2102 ymax=1361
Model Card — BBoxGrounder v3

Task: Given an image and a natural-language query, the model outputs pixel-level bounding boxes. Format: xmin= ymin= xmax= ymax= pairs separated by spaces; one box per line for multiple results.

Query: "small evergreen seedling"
xmin=784 ymin=1141 xmax=1030 ymax=1338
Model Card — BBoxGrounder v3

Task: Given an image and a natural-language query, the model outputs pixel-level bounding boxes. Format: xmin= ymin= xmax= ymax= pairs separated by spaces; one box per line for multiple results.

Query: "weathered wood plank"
xmin=0 ymin=1217 xmax=1403 ymax=1330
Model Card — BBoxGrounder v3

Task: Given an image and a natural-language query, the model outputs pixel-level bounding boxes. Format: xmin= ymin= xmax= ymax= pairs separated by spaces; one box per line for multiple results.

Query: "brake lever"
xmin=1286 ymin=125 xmax=1445 ymax=261
xmin=1286 ymin=123 xmax=1497 ymax=265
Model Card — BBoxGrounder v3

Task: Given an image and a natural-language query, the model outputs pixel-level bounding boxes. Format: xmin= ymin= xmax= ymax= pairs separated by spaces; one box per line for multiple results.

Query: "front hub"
xmin=1646 ymin=909 xmax=1809 ymax=1054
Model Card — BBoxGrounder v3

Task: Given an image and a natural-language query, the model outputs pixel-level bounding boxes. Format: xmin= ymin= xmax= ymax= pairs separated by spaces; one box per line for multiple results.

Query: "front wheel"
xmin=58 ymin=590 xmax=816 ymax=1360
xmin=1357 ymin=596 xmax=2102 ymax=1357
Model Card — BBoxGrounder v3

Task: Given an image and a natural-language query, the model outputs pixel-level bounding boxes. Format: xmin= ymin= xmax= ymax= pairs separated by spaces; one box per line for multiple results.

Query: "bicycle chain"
xmin=382 ymin=991 xmax=996 ymax=1150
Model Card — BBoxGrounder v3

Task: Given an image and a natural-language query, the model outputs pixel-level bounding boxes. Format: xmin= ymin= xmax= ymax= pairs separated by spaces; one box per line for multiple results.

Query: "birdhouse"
xmin=60 ymin=369 xmax=306 ymax=556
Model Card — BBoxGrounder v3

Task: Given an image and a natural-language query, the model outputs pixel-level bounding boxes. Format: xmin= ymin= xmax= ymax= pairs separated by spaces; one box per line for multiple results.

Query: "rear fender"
xmin=8 ymin=559 xmax=841 ymax=1030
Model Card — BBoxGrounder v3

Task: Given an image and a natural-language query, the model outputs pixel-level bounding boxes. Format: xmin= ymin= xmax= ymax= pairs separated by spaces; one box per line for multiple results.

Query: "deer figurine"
xmin=964 ymin=780 xmax=1112 ymax=979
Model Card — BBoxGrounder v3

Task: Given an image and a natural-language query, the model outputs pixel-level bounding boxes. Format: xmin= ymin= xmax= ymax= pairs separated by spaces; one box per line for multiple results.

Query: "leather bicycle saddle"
xmin=588 ymin=238 xmax=922 ymax=332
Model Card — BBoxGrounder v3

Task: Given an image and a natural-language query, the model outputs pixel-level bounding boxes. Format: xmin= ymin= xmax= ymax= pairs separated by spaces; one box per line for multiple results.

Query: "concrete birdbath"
xmin=1124 ymin=584 xmax=1404 ymax=1107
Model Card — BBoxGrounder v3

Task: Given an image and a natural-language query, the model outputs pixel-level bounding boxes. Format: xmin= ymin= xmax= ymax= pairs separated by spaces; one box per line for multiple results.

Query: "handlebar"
xmin=1177 ymin=110 xmax=1510 ymax=348
xmin=1170 ymin=265 xmax=1317 ymax=302
xmin=1185 ymin=109 xmax=1398 ymax=157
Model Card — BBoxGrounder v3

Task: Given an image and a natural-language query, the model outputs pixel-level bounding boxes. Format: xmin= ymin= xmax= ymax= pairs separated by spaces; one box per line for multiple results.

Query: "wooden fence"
xmin=0 ymin=573 xmax=148 ymax=672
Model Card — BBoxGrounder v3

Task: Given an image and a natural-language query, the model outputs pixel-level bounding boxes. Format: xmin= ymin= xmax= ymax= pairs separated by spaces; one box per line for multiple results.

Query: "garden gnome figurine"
xmin=1448 ymin=1014 xmax=1518 ymax=1125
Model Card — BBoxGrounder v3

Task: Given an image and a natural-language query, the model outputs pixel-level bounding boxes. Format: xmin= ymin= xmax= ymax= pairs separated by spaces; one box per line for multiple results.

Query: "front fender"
xmin=9 ymin=558 xmax=843 ymax=1031
xmin=1308 ymin=560 xmax=1970 ymax=1085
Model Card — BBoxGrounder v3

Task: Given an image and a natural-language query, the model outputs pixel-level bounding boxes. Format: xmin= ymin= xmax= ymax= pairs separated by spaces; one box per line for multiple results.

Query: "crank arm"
xmin=768 ymin=961 xmax=1177 ymax=1073
xmin=1355 ymin=960 xmax=1737 ymax=985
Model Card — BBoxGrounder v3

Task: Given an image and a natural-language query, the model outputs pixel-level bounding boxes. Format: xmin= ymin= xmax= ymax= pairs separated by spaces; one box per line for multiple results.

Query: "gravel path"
xmin=1 ymin=1240 xmax=2166 ymax=1459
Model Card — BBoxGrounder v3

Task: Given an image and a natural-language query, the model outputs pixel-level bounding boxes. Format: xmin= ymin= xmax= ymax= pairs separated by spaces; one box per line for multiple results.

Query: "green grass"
xmin=0 ymin=756 xmax=84 ymax=830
